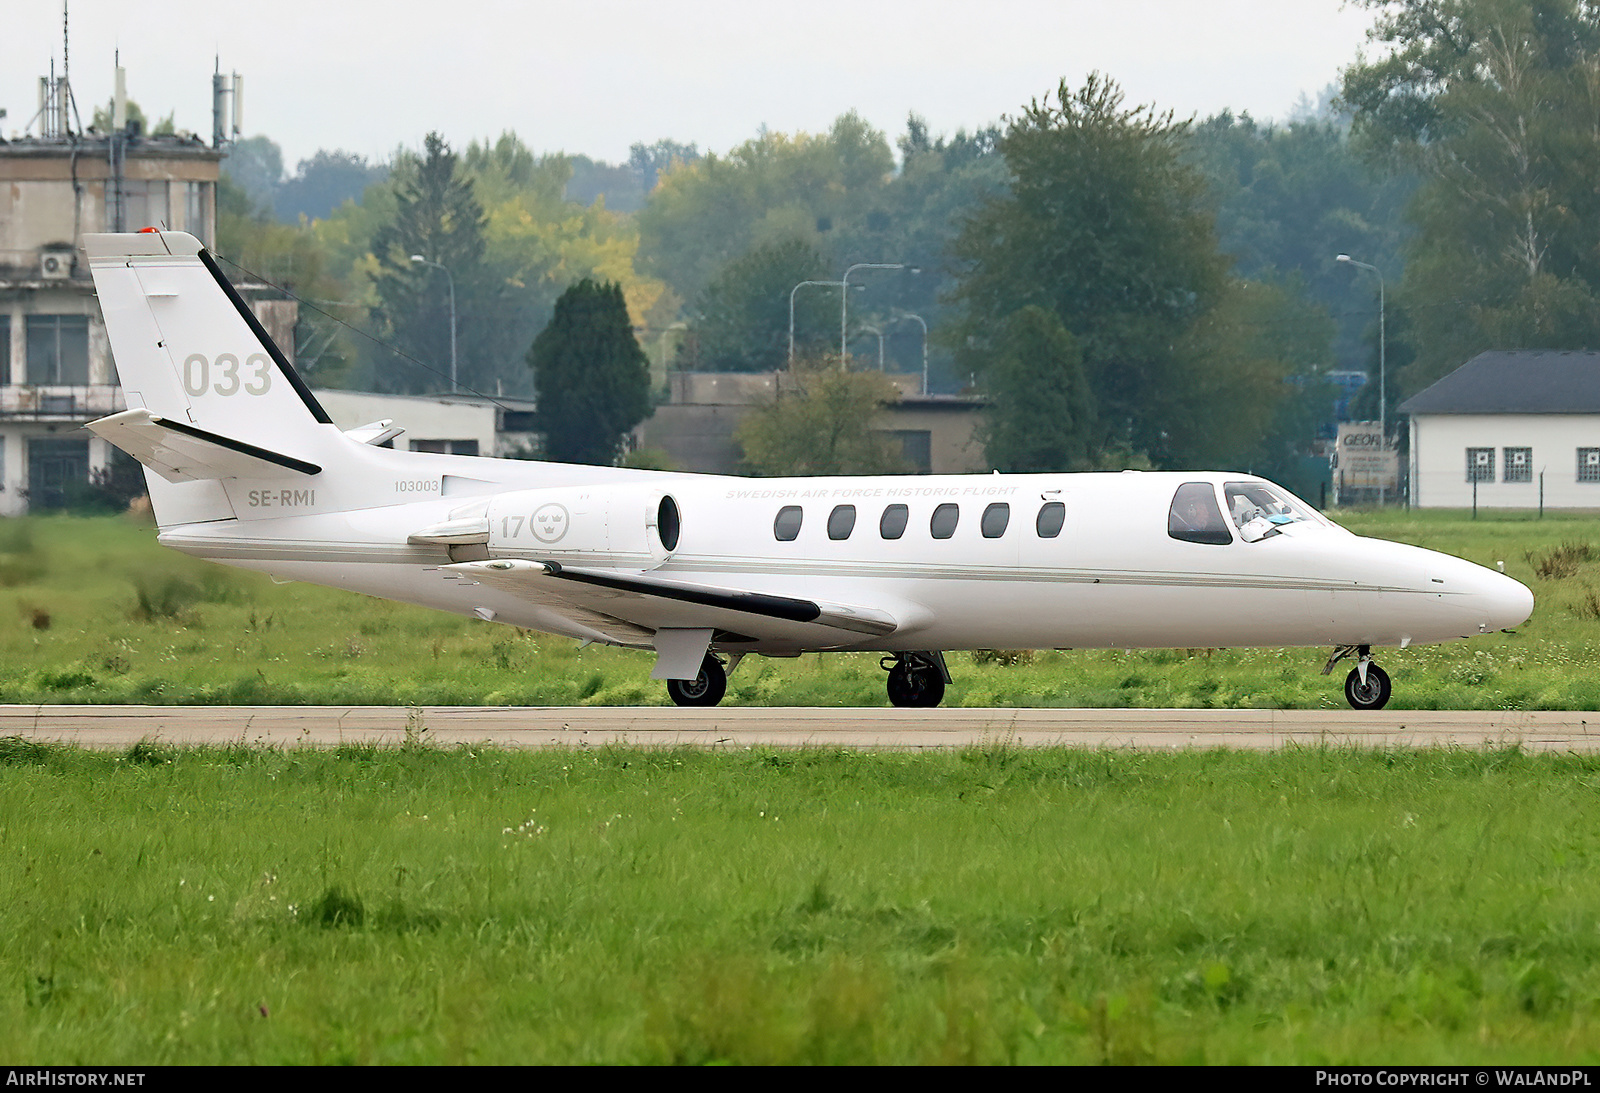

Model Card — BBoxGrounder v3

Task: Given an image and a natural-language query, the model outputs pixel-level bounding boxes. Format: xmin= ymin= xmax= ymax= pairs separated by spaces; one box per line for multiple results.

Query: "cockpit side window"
xmin=1168 ymin=482 xmax=1232 ymax=545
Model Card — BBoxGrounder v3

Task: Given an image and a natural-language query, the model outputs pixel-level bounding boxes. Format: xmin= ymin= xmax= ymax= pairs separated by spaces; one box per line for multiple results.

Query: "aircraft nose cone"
xmin=1488 ymin=573 xmax=1535 ymax=630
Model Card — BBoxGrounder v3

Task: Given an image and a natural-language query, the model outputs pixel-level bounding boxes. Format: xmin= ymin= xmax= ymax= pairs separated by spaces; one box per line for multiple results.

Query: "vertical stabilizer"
xmin=84 ymin=230 xmax=339 ymax=526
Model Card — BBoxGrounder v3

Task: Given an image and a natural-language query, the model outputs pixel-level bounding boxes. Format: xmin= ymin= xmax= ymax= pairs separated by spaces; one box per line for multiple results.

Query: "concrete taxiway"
xmin=3 ymin=705 xmax=1600 ymax=751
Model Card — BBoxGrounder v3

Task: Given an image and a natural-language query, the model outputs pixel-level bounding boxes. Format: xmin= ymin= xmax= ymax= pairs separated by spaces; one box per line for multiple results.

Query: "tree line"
xmin=215 ymin=0 xmax=1590 ymax=483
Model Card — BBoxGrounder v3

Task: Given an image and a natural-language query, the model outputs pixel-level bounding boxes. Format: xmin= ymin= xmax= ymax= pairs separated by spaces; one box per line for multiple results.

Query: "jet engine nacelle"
xmin=484 ymin=485 xmax=682 ymax=568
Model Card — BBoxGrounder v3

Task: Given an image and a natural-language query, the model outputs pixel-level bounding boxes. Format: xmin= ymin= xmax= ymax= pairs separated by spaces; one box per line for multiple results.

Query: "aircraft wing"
xmin=443 ymin=558 xmax=900 ymax=642
xmin=86 ymin=408 xmax=321 ymax=483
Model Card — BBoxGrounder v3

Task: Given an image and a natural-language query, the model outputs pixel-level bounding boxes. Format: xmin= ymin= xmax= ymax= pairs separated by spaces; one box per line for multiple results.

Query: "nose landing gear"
xmin=882 ymin=652 xmax=949 ymax=708
xmin=1323 ymin=644 xmax=1392 ymax=710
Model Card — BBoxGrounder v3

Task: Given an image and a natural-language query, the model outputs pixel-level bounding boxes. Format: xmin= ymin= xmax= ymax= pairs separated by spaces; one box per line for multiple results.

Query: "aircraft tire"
xmin=1344 ymin=664 xmax=1391 ymax=711
xmin=887 ymin=663 xmax=945 ymax=708
xmin=666 ymin=656 xmax=727 ymax=707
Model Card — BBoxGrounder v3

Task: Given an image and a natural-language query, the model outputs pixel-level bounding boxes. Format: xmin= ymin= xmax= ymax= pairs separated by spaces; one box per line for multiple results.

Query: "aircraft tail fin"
xmin=85 ymin=230 xmax=333 ymax=445
xmin=85 ymin=230 xmax=341 ymax=525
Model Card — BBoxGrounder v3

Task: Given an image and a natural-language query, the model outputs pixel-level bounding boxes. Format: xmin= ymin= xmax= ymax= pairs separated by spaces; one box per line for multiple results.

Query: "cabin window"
xmin=1466 ymin=448 xmax=1495 ymax=483
xmin=774 ymin=505 xmax=803 ymax=541
xmin=1036 ymin=501 xmax=1065 ymax=538
xmin=880 ymin=504 xmax=908 ymax=539
xmin=1168 ymin=483 xmax=1232 ymax=545
xmin=1579 ymin=449 xmax=1600 ymax=483
xmin=1503 ymin=447 xmax=1532 ymax=483
xmin=827 ymin=504 xmax=856 ymax=540
xmin=981 ymin=503 xmax=1010 ymax=538
xmin=930 ymin=503 xmax=959 ymax=539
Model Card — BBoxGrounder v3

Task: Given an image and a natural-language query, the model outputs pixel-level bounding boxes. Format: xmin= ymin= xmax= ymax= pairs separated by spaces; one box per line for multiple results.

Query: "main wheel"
xmin=666 ymin=656 xmax=727 ymax=707
xmin=1344 ymin=663 xmax=1391 ymax=711
xmin=887 ymin=663 xmax=945 ymax=708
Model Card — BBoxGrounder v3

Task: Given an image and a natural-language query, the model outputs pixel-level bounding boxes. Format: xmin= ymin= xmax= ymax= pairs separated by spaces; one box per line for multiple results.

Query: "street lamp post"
xmin=1336 ymin=253 xmax=1386 ymax=504
xmin=853 ymin=324 xmax=885 ymax=369
xmin=840 ymin=262 xmax=913 ymax=365
xmin=789 ymin=279 xmax=848 ymax=366
xmin=410 ymin=255 xmax=457 ymax=393
xmin=893 ymin=313 xmax=929 ymax=395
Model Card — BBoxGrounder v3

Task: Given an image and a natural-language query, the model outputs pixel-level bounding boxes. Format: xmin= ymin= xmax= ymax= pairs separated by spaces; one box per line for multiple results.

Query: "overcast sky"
xmin=3 ymin=0 xmax=1382 ymax=170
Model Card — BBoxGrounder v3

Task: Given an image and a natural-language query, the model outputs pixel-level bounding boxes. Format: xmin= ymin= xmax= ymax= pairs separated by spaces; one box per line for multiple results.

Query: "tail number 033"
xmin=183 ymin=353 xmax=273 ymax=397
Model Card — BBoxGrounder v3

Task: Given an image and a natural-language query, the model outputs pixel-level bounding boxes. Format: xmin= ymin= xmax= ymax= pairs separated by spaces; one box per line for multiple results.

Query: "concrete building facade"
xmin=638 ymin=370 xmax=988 ymax=475
xmin=0 ymin=123 xmax=260 ymax=514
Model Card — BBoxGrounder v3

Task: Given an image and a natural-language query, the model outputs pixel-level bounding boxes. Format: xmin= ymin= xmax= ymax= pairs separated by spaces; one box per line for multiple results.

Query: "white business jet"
xmin=81 ymin=231 xmax=1533 ymax=711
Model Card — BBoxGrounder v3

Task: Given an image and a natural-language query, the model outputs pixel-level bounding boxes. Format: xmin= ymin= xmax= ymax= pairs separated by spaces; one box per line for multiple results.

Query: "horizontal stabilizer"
xmin=445 ymin=558 xmax=899 ymax=638
xmin=86 ymin=408 xmax=322 ymax=483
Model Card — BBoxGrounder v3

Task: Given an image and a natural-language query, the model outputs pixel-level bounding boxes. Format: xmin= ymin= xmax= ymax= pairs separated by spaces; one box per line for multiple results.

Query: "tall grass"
xmin=2 ymin=743 xmax=1599 ymax=1063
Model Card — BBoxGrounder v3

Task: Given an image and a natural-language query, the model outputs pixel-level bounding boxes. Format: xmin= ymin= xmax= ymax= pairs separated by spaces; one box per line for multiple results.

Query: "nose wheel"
xmin=1344 ymin=663 xmax=1391 ymax=710
xmin=882 ymin=652 xmax=948 ymax=708
xmin=1324 ymin=645 xmax=1392 ymax=710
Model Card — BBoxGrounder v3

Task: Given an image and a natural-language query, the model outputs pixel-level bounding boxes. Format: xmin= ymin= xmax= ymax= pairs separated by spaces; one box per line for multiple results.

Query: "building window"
xmin=1579 ymin=449 xmax=1600 ymax=483
xmin=27 ymin=438 xmax=89 ymax=511
xmin=0 ymin=315 xmax=9 ymax=385
xmin=774 ymin=506 xmax=803 ymax=541
xmin=25 ymin=316 xmax=90 ymax=385
xmin=827 ymin=504 xmax=856 ymax=540
xmin=1466 ymin=447 xmax=1495 ymax=483
xmin=879 ymin=504 xmax=908 ymax=539
xmin=893 ymin=430 xmax=932 ymax=474
xmin=930 ymin=503 xmax=959 ymax=539
xmin=123 ymin=180 xmax=170 ymax=232
xmin=1503 ymin=447 xmax=1532 ymax=483
xmin=182 ymin=182 xmax=213 ymax=246
xmin=410 ymin=439 xmax=479 ymax=455
xmin=981 ymin=502 xmax=1010 ymax=538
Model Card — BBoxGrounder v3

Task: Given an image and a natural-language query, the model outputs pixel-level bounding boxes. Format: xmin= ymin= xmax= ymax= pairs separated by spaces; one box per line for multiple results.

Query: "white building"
xmin=312 ymin=389 xmax=538 ymax=458
xmin=1402 ymin=349 xmax=1600 ymax=509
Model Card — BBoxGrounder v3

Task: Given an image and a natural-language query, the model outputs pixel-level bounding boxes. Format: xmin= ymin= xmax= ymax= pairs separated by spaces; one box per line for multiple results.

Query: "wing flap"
xmin=445 ymin=559 xmax=900 ymax=639
xmin=86 ymin=408 xmax=321 ymax=483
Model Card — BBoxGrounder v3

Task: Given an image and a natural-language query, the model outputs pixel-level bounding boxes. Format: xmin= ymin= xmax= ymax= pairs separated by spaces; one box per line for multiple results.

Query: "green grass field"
xmin=1 ymin=508 xmax=1598 ymax=708
xmin=3 ymin=742 xmax=1600 ymax=1064
xmin=6 ymin=511 xmax=1600 ymax=1063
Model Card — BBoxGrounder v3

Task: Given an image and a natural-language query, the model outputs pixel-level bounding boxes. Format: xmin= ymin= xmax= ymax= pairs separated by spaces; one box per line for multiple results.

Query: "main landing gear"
xmin=666 ymin=654 xmax=728 ymax=707
xmin=882 ymin=652 xmax=949 ymax=708
xmin=1323 ymin=644 xmax=1392 ymax=711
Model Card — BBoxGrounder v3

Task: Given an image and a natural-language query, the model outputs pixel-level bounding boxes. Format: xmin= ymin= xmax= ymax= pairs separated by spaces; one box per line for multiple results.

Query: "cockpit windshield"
xmin=1223 ymin=481 xmax=1329 ymax=540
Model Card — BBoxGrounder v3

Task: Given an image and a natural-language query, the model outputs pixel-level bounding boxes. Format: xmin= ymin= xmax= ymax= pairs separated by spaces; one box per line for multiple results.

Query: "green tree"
xmin=275 ymin=151 xmax=389 ymax=223
xmin=528 ymin=279 xmax=652 ymax=466
xmin=637 ymin=112 xmax=896 ymax=306
xmin=947 ymin=74 xmax=1238 ymax=465
xmin=736 ymin=359 xmax=905 ymax=476
xmin=1343 ymin=0 xmax=1600 ymax=395
xmin=1184 ymin=112 xmax=1415 ymax=376
xmin=976 ymin=307 xmax=1096 ymax=472
xmin=213 ymin=175 xmax=356 ymax=388
xmin=369 ymin=132 xmax=496 ymax=393
xmin=219 ymin=135 xmax=285 ymax=213
xmin=682 ymin=238 xmax=831 ymax=372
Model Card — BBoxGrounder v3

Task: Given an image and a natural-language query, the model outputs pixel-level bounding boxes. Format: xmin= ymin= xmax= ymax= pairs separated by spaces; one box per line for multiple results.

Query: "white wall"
xmin=1412 ymin=413 xmax=1600 ymax=508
